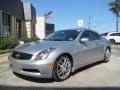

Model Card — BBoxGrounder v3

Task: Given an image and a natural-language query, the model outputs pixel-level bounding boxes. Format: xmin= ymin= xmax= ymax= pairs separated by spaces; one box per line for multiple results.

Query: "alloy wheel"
xmin=53 ymin=55 xmax=72 ymax=81
xmin=57 ymin=57 xmax=71 ymax=79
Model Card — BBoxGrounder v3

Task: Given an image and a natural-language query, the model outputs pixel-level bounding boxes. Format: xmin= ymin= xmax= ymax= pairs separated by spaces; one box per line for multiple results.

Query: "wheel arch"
xmin=55 ymin=53 xmax=74 ymax=67
xmin=52 ymin=53 xmax=74 ymax=81
xmin=109 ymin=39 xmax=115 ymax=43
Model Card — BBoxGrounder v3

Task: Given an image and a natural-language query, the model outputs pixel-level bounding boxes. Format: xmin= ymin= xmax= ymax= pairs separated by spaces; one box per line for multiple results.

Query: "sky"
xmin=22 ymin=0 xmax=117 ymax=33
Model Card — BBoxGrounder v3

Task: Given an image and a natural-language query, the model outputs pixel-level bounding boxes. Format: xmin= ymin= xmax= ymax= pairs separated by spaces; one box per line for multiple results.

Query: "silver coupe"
xmin=8 ymin=29 xmax=111 ymax=81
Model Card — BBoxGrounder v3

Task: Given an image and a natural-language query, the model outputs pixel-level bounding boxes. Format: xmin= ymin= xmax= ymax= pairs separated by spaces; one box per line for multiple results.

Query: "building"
xmin=36 ymin=17 xmax=54 ymax=39
xmin=23 ymin=3 xmax=36 ymax=38
xmin=0 ymin=0 xmax=36 ymax=39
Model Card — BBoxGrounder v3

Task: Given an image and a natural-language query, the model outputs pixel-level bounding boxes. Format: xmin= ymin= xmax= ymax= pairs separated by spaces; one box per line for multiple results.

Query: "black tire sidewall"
xmin=104 ymin=48 xmax=111 ymax=63
xmin=53 ymin=55 xmax=72 ymax=82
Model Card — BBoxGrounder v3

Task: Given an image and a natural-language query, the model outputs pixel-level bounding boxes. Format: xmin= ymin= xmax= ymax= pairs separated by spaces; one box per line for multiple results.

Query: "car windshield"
xmin=44 ymin=30 xmax=80 ymax=41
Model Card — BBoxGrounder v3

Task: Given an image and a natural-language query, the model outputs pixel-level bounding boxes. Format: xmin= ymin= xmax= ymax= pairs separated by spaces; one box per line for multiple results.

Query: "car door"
xmin=75 ymin=31 xmax=98 ymax=67
xmin=89 ymin=31 xmax=104 ymax=60
xmin=109 ymin=33 xmax=120 ymax=43
xmin=117 ymin=33 xmax=120 ymax=43
xmin=115 ymin=33 xmax=120 ymax=43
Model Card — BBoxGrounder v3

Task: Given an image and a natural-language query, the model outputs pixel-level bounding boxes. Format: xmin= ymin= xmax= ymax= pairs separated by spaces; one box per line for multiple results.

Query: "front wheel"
xmin=53 ymin=55 xmax=72 ymax=82
xmin=103 ymin=48 xmax=111 ymax=63
xmin=110 ymin=39 xmax=115 ymax=45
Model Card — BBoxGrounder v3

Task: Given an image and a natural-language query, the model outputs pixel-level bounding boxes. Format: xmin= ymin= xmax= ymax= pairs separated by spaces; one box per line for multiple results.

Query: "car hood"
xmin=14 ymin=40 xmax=74 ymax=55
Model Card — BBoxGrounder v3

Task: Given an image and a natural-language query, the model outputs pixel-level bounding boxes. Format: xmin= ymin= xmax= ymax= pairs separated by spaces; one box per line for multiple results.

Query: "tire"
xmin=110 ymin=39 xmax=115 ymax=45
xmin=53 ymin=55 xmax=72 ymax=82
xmin=103 ymin=48 xmax=111 ymax=63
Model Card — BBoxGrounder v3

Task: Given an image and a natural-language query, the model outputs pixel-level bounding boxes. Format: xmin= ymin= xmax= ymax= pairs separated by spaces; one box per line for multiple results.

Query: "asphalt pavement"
xmin=0 ymin=49 xmax=120 ymax=90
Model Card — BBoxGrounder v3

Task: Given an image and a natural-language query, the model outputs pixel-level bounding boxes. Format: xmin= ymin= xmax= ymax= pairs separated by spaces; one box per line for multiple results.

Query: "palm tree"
xmin=109 ymin=0 xmax=120 ymax=32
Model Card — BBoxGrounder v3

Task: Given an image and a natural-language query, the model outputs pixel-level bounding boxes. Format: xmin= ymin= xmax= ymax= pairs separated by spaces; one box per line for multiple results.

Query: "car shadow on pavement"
xmin=13 ymin=72 xmax=54 ymax=83
xmin=72 ymin=61 xmax=103 ymax=75
xmin=0 ymin=85 xmax=120 ymax=90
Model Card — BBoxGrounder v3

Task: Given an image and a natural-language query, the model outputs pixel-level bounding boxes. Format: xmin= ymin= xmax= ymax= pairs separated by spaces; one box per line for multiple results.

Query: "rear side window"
xmin=118 ymin=33 xmax=120 ymax=36
xmin=116 ymin=33 xmax=120 ymax=36
xmin=110 ymin=33 xmax=120 ymax=36
xmin=90 ymin=31 xmax=101 ymax=41
xmin=110 ymin=33 xmax=115 ymax=36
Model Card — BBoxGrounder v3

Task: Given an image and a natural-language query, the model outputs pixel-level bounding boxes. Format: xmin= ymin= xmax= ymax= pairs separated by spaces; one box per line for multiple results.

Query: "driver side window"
xmin=80 ymin=30 xmax=101 ymax=41
xmin=80 ymin=31 xmax=91 ymax=41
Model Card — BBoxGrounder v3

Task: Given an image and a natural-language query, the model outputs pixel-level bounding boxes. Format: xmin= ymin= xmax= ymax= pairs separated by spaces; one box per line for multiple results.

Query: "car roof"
xmin=56 ymin=28 xmax=99 ymax=35
xmin=57 ymin=28 xmax=88 ymax=31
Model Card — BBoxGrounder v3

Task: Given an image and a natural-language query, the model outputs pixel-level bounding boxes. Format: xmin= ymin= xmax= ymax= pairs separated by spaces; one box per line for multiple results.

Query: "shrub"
xmin=20 ymin=37 xmax=40 ymax=43
xmin=0 ymin=37 xmax=13 ymax=50
xmin=0 ymin=49 xmax=12 ymax=54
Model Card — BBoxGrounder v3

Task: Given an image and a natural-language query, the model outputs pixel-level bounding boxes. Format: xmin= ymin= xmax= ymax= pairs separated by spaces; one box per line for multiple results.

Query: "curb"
xmin=0 ymin=53 xmax=9 ymax=64
xmin=0 ymin=53 xmax=10 ymax=58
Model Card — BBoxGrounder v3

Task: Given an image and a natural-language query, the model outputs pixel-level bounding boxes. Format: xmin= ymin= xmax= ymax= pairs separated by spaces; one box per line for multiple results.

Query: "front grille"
xmin=12 ymin=51 xmax=32 ymax=60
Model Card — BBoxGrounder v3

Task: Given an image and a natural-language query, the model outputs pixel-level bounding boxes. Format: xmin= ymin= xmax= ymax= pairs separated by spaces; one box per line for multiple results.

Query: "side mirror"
xmin=80 ymin=38 xmax=89 ymax=43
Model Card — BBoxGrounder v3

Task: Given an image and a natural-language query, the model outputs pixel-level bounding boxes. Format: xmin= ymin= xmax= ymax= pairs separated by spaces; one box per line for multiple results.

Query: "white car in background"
xmin=101 ymin=32 xmax=120 ymax=44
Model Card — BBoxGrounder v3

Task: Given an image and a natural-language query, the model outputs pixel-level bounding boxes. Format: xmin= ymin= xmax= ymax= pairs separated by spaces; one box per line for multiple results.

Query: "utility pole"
xmin=96 ymin=0 xmax=99 ymax=32
xmin=116 ymin=16 xmax=119 ymax=32
xmin=88 ymin=16 xmax=91 ymax=30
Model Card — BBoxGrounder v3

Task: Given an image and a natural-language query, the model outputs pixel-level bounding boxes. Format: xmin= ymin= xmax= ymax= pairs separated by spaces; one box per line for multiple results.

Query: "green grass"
xmin=0 ymin=49 xmax=12 ymax=55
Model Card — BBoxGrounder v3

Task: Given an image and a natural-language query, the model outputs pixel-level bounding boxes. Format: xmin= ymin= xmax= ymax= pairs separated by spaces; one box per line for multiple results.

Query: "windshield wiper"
xmin=43 ymin=39 xmax=63 ymax=41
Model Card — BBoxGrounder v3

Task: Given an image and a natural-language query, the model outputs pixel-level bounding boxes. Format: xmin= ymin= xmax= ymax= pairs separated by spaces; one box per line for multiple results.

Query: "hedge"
xmin=20 ymin=37 xmax=40 ymax=43
xmin=0 ymin=37 xmax=13 ymax=50
xmin=0 ymin=49 xmax=12 ymax=54
xmin=0 ymin=37 xmax=40 ymax=50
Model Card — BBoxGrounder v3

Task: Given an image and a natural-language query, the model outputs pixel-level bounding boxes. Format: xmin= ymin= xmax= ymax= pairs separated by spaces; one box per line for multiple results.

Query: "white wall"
xmin=36 ymin=17 xmax=46 ymax=39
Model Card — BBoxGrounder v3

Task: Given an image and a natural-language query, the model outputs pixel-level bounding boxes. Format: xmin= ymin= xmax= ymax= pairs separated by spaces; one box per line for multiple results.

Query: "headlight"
xmin=35 ymin=48 xmax=55 ymax=60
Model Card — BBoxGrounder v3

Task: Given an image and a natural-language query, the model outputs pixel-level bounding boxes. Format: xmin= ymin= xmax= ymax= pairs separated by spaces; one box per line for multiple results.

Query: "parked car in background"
xmin=101 ymin=32 xmax=120 ymax=44
xmin=9 ymin=29 xmax=111 ymax=81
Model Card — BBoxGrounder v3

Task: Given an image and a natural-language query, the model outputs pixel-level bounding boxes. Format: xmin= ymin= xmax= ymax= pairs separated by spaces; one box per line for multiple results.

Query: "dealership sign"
xmin=77 ymin=20 xmax=84 ymax=28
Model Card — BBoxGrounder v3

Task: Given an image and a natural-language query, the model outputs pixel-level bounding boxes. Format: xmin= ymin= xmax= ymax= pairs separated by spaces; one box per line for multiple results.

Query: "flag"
xmin=44 ymin=10 xmax=53 ymax=19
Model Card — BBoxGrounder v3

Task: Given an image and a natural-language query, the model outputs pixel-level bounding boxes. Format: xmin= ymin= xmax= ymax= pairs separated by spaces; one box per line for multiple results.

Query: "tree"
xmin=109 ymin=0 xmax=120 ymax=32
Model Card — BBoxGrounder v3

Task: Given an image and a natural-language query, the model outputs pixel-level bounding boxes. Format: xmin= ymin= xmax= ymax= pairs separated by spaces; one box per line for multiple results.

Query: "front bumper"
xmin=8 ymin=56 xmax=54 ymax=78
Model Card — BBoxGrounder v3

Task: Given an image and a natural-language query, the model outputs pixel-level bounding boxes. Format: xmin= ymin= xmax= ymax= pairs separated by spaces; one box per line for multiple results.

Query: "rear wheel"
xmin=103 ymin=48 xmax=111 ymax=63
xmin=53 ymin=55 xmax=72 ymax=82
